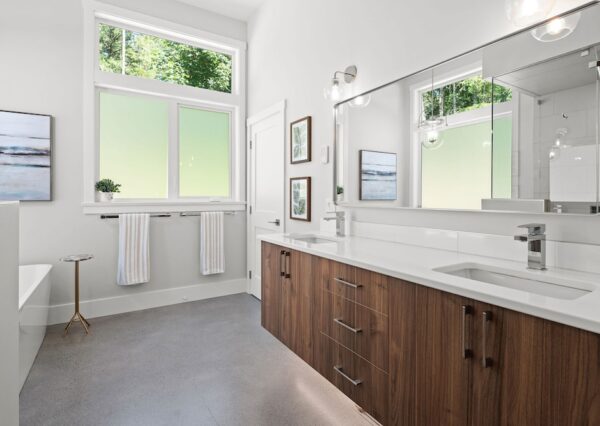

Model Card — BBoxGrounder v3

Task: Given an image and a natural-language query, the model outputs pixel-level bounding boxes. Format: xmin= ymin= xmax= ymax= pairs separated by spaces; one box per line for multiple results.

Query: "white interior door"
xmin=247 ymin=101 xmax=286 ymax=299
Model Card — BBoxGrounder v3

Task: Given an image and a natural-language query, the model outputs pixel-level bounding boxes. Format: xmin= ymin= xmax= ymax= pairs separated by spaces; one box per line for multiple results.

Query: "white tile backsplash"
xmin=457 ymin=232 xmax=526 ymax=262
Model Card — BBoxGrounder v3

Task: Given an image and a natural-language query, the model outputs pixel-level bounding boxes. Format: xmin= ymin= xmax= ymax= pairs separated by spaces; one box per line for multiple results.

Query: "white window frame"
xmin=409 ymin=64 xmax=513 ymax=208
xmin=82 ymin=0 xmax=246 ymax=214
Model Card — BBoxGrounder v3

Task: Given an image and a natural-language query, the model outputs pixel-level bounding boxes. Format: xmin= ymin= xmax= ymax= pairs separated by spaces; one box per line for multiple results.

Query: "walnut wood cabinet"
xmin=261 ymin=241 xmax=600 ymax=425
xmin=260 ymin=242 xmax=313 ymax=365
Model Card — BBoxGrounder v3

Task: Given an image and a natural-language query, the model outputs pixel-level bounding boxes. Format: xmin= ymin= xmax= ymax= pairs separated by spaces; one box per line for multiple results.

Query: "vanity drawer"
xmin=320 ymin=290 xmax=388 ymax=371
xmin=316 ymin=333 xmax=388 ymax=424
xmin=320 ymin=260 xmax=389 ymax=315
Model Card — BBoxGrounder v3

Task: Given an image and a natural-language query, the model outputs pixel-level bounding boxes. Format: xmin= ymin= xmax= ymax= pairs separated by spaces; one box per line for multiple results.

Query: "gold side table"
xmin=60 ymin=254 xmax=94 ymax=335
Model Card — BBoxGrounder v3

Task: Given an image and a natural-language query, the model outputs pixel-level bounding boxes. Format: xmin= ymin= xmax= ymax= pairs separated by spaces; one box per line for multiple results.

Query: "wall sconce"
xmin=324 ymin=65 xmax=357 ymax=102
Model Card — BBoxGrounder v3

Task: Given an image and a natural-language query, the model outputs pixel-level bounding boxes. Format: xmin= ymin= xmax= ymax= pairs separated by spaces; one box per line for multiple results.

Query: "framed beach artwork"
xmin=0 ymin=110 xmax=52 ymax=201
xmin=359 ymin=150 xmax=397 ymax=201
xmin=290 ymin=116 xmax=311 ymax=164
xmin=290 ymin=177 xmax=311 ymax=221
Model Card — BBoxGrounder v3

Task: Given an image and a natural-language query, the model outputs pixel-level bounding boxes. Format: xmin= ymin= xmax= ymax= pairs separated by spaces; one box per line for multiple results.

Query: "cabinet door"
xmin=388 ymin=278 xmax=416 ymax=425
xmin=494 ymin=309 xmax=600 ymax=426
xmin=414 ymin=287 xmax=472 ymax=426
xmin=470 ymin=302 xmax=504 ymax=426
xmin=280 ymin=249 xmax=313 ymax=364
xmin=261 ymin=242 xmax=284 ymax=338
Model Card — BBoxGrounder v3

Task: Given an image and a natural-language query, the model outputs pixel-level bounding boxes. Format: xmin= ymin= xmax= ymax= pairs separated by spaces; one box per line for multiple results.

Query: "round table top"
xmin=60 ymin=254 xmax=94 ymax=262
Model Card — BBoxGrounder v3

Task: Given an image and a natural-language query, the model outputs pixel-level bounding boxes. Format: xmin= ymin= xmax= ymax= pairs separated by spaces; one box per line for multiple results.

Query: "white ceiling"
xmin=176 ymin=0 xmax=266 ymax=21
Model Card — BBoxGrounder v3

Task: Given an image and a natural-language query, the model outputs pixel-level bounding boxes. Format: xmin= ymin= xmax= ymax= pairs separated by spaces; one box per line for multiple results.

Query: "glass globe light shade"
xmin=349 ymin=94 xmax=371 ymax=108
xmin=324 ymin=77 xmax=343 ymax=102
xmin=505 ymin=0 xmax=556 ymax=26
xmin=531 ymin=12 xmax=581 ymax=42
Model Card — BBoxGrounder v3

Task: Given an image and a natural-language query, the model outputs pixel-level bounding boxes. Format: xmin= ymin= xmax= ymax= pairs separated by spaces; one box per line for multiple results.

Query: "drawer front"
xmin=316 ymin=334 xmax=388 ymax=424
xmin=320 ymin=290 xmax=388 ymax=371
xmin=321 ymin=260 xmax=388 ymax=314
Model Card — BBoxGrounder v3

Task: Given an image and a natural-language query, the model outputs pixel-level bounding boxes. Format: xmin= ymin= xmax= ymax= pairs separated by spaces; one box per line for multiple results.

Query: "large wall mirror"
xmin=335 ymin=2 xmax=600 ymax=215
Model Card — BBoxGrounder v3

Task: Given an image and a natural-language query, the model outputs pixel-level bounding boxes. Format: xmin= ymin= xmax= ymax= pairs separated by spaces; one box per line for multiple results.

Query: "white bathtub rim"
xmin=19 ymin=264 xmax=52 ymax=311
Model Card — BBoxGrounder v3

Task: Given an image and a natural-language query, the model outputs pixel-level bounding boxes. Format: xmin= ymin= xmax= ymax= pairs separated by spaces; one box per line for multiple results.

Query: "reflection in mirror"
xmin=335 ymin=2 xmax=600 ymax=215
xmin=492 ymin=42 xmax=599 ymax=214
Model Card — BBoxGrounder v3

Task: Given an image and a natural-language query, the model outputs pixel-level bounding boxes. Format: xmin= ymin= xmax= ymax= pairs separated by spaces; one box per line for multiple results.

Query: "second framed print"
xmin=290 ymin=177 xmax=311 ymax=221
xmin=290 ymin=116 xmax=311 ymax=164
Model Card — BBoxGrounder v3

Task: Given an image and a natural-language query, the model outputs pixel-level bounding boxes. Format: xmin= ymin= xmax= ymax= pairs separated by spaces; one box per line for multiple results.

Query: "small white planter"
xmin=98 ymin=192 xmax=114 ymax=202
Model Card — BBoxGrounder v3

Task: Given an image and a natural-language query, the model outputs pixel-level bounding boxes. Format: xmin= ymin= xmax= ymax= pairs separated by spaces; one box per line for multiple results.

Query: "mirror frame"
xmin=333 ymin=0 xmax=600 ymax=217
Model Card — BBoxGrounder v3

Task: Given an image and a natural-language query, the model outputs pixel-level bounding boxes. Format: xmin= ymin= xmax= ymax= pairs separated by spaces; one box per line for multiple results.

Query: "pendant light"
xmin=505 ymin=0 xmax=556 ymax=27
xmin=419 ymin=69 xmax=447 ymax=150
xmin=531 ymin=12 xmax=581 ymax=42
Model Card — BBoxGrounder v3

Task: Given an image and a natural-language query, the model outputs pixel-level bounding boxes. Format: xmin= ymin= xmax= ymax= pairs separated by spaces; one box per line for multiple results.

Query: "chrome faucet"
xmin=323 ymin=211 xmax=346 ymax=237
xmin=514 ymin=223 xmax=546 ymax=270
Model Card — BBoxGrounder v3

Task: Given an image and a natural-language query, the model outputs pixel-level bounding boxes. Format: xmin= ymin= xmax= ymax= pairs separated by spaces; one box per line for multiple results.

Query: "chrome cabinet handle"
xmin=462 ymin=305 xmax=473 ymax=359
xmin=482 ymin=311 xmax=493 ymax=368
xmin=279 ymin=250 xmax=286 ymax=277
xmin=284 ymin=251 xmax=291 ymax=279
xmin=334 ymin=318 xmax=362 ymax=334
xmin=334 ymin=277 xmax=362 ymax=289
xmin=268 ymin=219 xmax=281 ymax=226
xmin=333 ymin=365 xmax=362 ymax=386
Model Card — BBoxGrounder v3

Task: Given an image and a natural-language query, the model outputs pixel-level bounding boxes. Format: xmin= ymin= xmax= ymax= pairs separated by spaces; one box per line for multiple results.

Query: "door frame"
xmin=246 ymin=100 xmax=286 ymax=296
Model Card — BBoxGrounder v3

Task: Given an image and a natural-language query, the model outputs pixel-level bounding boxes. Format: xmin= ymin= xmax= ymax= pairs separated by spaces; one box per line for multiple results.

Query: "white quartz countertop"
xmin=259 ymin=233 xmax=600 ymax=334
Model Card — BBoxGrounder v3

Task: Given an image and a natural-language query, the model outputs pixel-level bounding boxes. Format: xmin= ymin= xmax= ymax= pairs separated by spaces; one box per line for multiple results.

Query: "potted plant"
xmin=95 ymin=179 xmax=121 ymax=202
xmin=336 ymin=185 xmax=344 ymax=202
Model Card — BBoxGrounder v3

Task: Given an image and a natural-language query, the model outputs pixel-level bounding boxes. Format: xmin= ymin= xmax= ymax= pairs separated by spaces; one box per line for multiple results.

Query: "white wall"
xmin=0 ymin=202 xmax=19 ymax=426
xmin=0 ymin=0 xmax=248 ymax=312
xmin=247 ymin=0 xmax=600 ymax=245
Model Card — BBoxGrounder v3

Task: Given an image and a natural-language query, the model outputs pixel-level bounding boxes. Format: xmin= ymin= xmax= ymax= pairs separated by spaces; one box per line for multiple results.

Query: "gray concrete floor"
xmin=20 ymin=294 xmax=374 ymax=426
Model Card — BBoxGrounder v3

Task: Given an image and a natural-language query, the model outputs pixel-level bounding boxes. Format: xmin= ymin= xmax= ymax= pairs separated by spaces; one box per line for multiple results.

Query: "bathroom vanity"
xmin=260 ymin=237 xmax=600 ymax=425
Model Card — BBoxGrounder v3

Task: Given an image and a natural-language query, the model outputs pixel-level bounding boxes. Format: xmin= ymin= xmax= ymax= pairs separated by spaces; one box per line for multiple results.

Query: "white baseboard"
xmin=48 ymin=278 xmax=248 ymax=325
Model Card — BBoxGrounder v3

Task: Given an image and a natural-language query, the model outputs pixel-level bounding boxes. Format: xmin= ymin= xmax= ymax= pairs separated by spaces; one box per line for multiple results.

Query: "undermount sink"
xmin=286 ymin=234 xmax=337 ymax=245
xmin=434 ymin=263 xmax=594 ymax=300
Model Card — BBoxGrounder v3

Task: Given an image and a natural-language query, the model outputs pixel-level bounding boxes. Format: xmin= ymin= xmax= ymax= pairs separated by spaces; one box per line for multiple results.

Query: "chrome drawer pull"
xmin=334 ymin=318 xmax=362 ymax=334
xmin=334 ymin=277 xmax=362 ymax=289
xmin=482 ymin=311 xmax=493 ymax=368
xmin=333 ymin=365 xmax=362 ymax=386
xmin=279 ymin=250 xmax=286 ymax=277
xmin=462 ymin=305 xmax=473 ymax=359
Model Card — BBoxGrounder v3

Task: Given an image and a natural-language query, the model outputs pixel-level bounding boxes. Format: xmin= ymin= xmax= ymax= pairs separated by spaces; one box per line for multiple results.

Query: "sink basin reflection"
xmin=285 ymin=234 xmax=338 ymax=245
xmin=435 ymin=263 xmax=594 ymax=300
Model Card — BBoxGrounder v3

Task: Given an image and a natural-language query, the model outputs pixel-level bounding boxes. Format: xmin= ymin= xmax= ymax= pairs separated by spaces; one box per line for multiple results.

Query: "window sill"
xmin=82 ymin=200 xmax=246 ymax=215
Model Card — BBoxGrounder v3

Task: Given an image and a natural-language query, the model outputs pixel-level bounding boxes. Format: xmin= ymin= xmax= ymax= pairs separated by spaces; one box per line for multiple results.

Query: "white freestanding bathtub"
xmin=19 ymin=264 xmax=52 ymax=391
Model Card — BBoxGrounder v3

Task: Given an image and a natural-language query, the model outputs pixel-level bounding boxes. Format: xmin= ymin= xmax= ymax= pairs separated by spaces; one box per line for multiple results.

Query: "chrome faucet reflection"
xmin=514 ymin=223 xmax=546 ymax=270
xmin=323 ymin=211 xmax=346 ymax=237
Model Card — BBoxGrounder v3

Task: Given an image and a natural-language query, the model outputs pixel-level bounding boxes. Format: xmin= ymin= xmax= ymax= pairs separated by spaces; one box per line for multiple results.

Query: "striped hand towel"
xmin=200 ymin=212 xmax=225 ymax=275
xmin=117 ymin=213 xmax=150 ymax=285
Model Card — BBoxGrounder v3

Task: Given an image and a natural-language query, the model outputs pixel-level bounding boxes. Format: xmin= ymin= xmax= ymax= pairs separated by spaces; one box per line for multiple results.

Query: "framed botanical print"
xmin=0 ymin=110 xmax=52 ymax=201
xmin=290 ymin=116 xmax=311 ymax=164
xmin=290 ymin=177 xmax=311 ymax=221
xmin=359 ymin=150 xmax=397 ymax=201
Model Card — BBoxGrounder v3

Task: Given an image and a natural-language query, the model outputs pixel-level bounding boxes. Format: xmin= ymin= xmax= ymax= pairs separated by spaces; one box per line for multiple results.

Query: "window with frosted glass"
xmin=98 ymin=23 xmax=232 ymax=93
xmin=99 ymin=92 xmax=168 ymax=198
xmin=179 ymin=107 xmax=230 ymax=197
xmin=421 ymin=121 xmax=493 ymax=210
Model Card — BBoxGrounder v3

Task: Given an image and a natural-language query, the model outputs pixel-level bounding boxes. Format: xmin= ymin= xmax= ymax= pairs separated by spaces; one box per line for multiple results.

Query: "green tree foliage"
xmin=99 ymin=24 xmax=232 ymax=93
xmin=423 ymin=75 xmax=512 ymax=119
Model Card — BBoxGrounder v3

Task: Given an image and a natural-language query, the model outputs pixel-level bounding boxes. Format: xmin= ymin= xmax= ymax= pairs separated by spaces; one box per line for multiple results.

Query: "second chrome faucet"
xmin=514 ymin=223 xmax=546 ymax=270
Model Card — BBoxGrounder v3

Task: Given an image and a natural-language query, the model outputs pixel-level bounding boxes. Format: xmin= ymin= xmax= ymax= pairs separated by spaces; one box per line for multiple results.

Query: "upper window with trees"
xmin=422 ymin=75 xmax=512 ymax=120
xmin=98 ymin=23 xmax=233 ymax=93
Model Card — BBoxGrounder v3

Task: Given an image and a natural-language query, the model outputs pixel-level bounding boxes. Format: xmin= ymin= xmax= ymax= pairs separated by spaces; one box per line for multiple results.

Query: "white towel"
xmin=117 ymin=213 xmax=150 ymax=285
xmin=200 ymin=212 xmax=225 ymax=275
